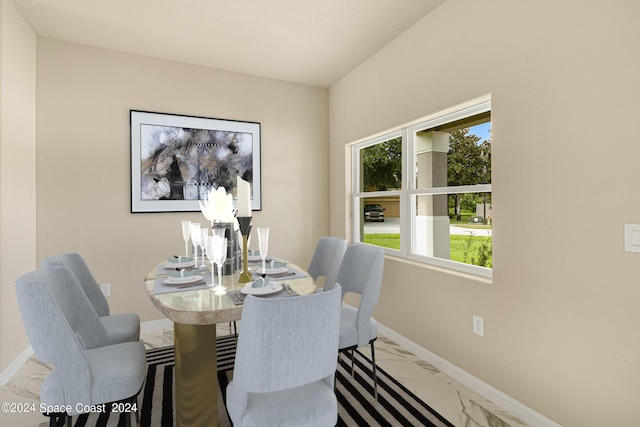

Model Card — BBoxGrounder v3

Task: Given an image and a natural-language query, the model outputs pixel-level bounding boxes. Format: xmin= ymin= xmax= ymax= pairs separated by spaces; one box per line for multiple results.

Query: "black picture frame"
xmin=130 ymin=110 xmax=261 ymax=213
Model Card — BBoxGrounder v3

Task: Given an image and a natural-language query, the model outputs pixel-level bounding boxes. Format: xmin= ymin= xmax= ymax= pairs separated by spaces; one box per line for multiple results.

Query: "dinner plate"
xmin=164 ymin=275 xmax=204 ymax=286
xmin=256 ymin=265 xmax=289 ymax=275
xmin=241 ymin=282 xmax=282 ymax=295
xmin=165 ymin=261 xmax=196 ymax=269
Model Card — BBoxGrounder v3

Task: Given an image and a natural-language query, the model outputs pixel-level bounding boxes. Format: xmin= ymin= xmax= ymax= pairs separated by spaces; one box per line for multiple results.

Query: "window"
xmin=352 ymin=99 xmax=492 ymax=278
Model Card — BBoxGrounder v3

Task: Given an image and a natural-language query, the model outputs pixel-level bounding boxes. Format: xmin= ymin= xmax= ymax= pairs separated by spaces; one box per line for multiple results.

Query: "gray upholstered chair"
xmin=226 ymin=284 xmax=342 ymax=427
xmin=15 ymin=266 xmax=146 ymax=427
xmin=330 ymin=243 xmax=385 ymax=399
xmin=307 ymin=236 xmax=347 ymax=290
xmin=42 ymin=252 xmax=140 ymax=344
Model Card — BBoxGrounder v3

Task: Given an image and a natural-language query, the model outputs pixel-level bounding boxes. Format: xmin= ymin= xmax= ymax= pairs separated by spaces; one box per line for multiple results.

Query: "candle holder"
xmin=237 ymin=216 xmax=253 ymax=283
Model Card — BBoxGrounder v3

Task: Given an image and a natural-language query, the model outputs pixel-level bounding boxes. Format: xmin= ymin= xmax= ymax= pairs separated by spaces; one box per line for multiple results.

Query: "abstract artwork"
xmin=131 ymin=110 xmax=261 ymax=212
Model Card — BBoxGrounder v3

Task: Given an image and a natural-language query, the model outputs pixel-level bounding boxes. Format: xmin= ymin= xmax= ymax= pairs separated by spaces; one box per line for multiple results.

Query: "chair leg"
xmin=134 ymin=396 xmax=140 ymax=426
xmin=370 ymin=340 xmax=378 ymax=400
xmin=229 ymin=321 xmax=238 ymax=339
xmin=350 ymin=348 xmax=355 ymax=377
xmin=334 ymin=354 xmax=339 ymax=394
xmin=65 ymin=414 xmax=73 ymax=427
xmin=47 ymin=412 xmax=65 ymax=427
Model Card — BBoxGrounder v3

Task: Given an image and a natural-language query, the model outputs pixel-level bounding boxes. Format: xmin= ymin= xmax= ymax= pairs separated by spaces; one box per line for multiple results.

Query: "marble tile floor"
xmin=0 ymin=324 xmax=527 ymax=427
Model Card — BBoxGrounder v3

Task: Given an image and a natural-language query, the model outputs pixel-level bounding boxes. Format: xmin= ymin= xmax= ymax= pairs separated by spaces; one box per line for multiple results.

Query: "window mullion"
xmin=353 ymin=189 xmax=402 ymax=199
xmin=400 ymin=127 xmax=412 ymax=257
xmin=413 ymin=184 xmax=492 ymax=196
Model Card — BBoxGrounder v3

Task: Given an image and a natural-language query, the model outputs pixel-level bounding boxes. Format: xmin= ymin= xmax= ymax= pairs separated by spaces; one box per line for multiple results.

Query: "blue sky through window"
xmin=469 ymin=122 xmax=491 ymax=142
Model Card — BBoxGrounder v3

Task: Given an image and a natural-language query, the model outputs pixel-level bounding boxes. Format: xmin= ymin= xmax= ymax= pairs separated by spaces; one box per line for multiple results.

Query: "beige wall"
xmin=330 ymin=1 xmax=640 ymax=426
xmin=35 ymin=39 xmax=329 ymax=322
xmin=0 ymin=0 xmax=36 ymax=371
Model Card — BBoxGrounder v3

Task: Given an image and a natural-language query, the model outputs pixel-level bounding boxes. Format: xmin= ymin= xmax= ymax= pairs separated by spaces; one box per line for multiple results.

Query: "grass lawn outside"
xmin=363 ymin=233 xmax=492 ymax=268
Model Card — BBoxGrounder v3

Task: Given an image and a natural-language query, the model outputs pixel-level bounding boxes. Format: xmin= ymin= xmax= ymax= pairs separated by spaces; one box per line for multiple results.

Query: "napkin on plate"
xmin=167 ymin=268 xmax=200 ymax=278
xmin=167 ymin=256 xmax=193 ymax=264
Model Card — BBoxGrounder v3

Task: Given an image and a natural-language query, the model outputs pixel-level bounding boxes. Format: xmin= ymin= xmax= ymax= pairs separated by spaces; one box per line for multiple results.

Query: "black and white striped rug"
xmin=66 ymin=335 xmax=453 ymax=427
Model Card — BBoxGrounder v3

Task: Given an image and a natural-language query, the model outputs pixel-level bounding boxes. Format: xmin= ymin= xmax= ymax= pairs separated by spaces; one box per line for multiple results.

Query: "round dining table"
xmin=144 ymin=259 xmax=315 ymax=427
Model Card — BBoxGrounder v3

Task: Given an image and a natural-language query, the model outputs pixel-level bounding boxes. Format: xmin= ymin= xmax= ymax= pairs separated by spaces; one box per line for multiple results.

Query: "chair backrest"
xmin=333 ymin=243 xmax=384 ymax=345
xmin=307 ymin=237 xmax=347 ymax=289
xmin=17 ymin=266 xmax=109 ymax=353
xmin=333 ymin=243 xmax=384 ymax=297
xmin=15 ymin=267 xmax=107 ymax=408
xmin=233 ymin=285 xmax=342 ymax=394
xmin=42 ymin=252 xmax=110 ymax=317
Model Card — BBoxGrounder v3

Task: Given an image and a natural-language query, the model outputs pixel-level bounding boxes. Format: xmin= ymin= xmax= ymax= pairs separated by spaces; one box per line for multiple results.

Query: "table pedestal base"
xmin=174 ymin=323 xmax=218 ymax=427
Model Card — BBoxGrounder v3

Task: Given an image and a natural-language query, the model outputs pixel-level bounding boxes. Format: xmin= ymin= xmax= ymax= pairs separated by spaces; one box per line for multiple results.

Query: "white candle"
xmin=237 ymin=176 xmax=252 ymax=217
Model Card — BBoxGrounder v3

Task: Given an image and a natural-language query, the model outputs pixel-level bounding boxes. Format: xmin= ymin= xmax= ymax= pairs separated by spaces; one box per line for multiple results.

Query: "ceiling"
xmin=11 ymin=0 xmax=445 ymax=88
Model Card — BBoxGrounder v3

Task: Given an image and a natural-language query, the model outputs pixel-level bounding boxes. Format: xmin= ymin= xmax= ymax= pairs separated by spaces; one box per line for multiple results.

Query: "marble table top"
xmin=144 ymin=259 xmax=315 ymax=325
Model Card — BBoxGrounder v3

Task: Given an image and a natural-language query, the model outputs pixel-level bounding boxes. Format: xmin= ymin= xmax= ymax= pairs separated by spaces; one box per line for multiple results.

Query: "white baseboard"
xmin=0 ymin=345 xmax=34 ymax=386
xmin=377 ymin=324 xmax=561 ymax=427
xmin=1 ymin=319 xmax=174 ymax=386
xmin=140 ymin=318 xmax=173 ymax=333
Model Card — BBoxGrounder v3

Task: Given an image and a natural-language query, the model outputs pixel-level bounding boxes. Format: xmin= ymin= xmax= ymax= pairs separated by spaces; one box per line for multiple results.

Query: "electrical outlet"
xmin=473 ymin=314 xmax=484 ymax=336
xmin=100 ymin=283 xmax=111 ymax=297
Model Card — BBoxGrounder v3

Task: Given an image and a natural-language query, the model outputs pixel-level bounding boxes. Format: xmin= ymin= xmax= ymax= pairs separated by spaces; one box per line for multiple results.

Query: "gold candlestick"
xmin=238 ymin=235 xmax=253 ymax=283
xmin=237 ymin=216 xmax=253 ymax=283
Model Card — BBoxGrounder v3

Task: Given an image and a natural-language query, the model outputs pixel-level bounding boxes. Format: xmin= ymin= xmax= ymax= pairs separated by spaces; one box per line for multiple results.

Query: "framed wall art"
xmin=130 ymin=110 xmax=261 ymax=213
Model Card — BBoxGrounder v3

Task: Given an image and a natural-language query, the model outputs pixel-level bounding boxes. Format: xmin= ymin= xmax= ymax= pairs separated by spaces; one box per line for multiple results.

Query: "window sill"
xmin=384 ymin=252 xmax=493 ymax=285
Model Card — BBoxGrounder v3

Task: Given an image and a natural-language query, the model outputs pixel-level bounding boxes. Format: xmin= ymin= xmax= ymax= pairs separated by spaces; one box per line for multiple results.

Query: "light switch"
xmin=624 ymin=224 xmax=640 ymax=252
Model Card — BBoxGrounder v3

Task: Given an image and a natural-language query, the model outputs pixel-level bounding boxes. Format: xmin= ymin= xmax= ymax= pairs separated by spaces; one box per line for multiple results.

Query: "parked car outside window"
xmin=364 ymin=204 xmax=385 ymax=222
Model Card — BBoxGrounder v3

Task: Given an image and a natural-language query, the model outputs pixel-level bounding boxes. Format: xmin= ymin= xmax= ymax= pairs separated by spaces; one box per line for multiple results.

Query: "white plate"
xmin=247 ymin=254 xmax=262 ymax=262
xmin=164 ymin=275 xmax=204 ymax=286
xmin=165 ymin=261 xmax=196 ymax=269
xmin=241 ymin=282 xmax=282 ymax=295
xmin=256 ymin=266 xmax=289 ymax=275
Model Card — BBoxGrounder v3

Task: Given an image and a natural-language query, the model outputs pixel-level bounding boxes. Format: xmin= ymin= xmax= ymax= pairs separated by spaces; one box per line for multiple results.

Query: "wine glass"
xmin=205 ymin=236 xmax=217 ymax=277
xmin=215 ymin=237 xmax=227 ymax=294
xmin=211 ymin=227 xmax=227 ymax=269
xmin=181 ymin=220 xmax=191 ymax=257
xmin=257 ymin=227 xmax=270 ymax=275
xmin=190 ymin=222 xmax=201 ymax=266
xmin=212 ymin=227 xmax=226 ymax=240
xmin=199 ymin=228 xmax=209 ymax=269
xmin=209 ymin=235 xmax=227 ymax=295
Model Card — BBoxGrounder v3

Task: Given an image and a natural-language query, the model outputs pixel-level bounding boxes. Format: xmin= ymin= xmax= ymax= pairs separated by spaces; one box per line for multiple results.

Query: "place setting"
xmin=228 ymin=276 xmax=304 ymax=305
xmin=157 ymin=255 xmax=199 ymax=274
xmin=164 ymin=270 xmax=206 ymax=287
xmin=253 ymin=260 xmax=307 ymax=279
xmin=153 ymin=254 xmax=213 ymax=294
xmin=153 ymin=220 xmax=227 ymax=295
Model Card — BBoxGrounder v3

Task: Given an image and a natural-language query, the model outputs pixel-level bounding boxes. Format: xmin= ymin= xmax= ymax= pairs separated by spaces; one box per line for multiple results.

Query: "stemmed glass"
xmin=181 ymin=220 xmax=191 ymax=257
xmin=199 ymin=228 xmax=209 ymax=269
xmin=257 ymin=227 xmax=270 ymax=275
xmin=208 ymin=235 xmax=227 ymax=295
xmin=190 ymin=222 xmax=201 ymax=267
xmin=205 ymin=236 xmax=217 ymax=283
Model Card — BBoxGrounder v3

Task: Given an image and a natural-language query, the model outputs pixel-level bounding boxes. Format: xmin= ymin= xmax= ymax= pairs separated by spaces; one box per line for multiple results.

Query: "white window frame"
xmin=351 ymin=98 xmax=492 ymax=279
xmin=351 ymin=131 xmax=404 ymax=257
